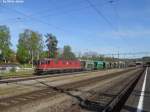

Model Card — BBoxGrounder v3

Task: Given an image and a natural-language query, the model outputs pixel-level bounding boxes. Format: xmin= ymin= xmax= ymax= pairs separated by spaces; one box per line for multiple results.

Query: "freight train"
xmin=35 ymin=58 xmax=126 ymax=74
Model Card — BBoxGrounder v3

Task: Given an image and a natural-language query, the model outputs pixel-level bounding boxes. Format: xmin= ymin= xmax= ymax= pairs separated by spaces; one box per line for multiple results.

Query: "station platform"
xmin=121 ymin=67 xmax=150 ymax=112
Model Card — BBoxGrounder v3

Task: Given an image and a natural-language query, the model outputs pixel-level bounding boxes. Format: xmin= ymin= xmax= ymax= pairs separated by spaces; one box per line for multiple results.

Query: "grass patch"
xmin=0 ymin=70 xmax=34 ymax=79
xmin=20 ymin=64 xmax=33 ymax=68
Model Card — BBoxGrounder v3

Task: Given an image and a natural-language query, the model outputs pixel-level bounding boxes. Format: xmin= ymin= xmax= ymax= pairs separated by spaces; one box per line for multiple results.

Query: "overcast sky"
xmin=0 ymin=0 xmax=150 ymax=57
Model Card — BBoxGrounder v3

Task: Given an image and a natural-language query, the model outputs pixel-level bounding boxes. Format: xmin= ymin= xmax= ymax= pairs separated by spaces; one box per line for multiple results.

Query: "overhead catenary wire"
xmin=32 ymin=1 xmax=107 ymax=18
xmin=29 ymin=0 xmax=90 ymax=17
xmin=0 ymin=2 xmax=113 ymax=39
xmin=0 ymin=1 xmax=118 ymax=33
xmin=36 ymin=5 xmax=91 ymax=18
xmin=0 ymin=0 xmax=132 ymax=56
xmin=0 ymin=3 xmax=111 ymax=46
xmin=0 ymin=1 xmax=105 ymax=24
xmin=84 ymin=0 xmax=125 ymax=56
xmin=0 ymin=5 xmax=69 ymax=32
xmin=85 ymin=0 xmax=118 ymax=31
xmin=107 ymin=0 xmax=131 ymax=40
xmin=109 ymin=0 xmax=120 ymax=30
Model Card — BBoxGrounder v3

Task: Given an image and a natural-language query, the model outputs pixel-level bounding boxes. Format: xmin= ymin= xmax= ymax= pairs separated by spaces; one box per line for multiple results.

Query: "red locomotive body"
xmin=35 ymin=58 xmax=82 ymax=74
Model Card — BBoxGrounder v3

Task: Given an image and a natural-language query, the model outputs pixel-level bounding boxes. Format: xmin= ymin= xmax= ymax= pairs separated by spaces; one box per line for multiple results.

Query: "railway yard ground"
xmin=0 ymin=67 xmax=147 ymax=112
xmin=0 ymin=69 xmax=34 ymax=79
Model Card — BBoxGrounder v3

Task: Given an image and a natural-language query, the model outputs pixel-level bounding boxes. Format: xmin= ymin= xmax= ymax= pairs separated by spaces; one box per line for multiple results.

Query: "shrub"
xmin=10 ymin=67 xmax=16 ymax=72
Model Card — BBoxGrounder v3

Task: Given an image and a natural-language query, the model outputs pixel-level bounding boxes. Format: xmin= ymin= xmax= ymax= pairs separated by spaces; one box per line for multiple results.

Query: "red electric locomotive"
xmin=35 ymin=58 xmax=82 ymax=74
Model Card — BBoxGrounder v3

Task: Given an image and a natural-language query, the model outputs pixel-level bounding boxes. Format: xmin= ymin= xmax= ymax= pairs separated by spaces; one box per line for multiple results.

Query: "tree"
xmin=40 ymin=51 xmax=48 ymax=58
xmin=0 ymin=25 xmax=12 ymax=62
xmin=17 ymin=29 xmax=44 ymax=64
xmin=45 ymin=33 xmax=58 ymax=58
xmin=62 ymin=45 xmax=76 ymax=60
xmin=17 ymin=30 xmax=30 ymax=64
xmin=8 ymin=50 xmax=17 ymax=63
xmin=28 ymin=31 xmax=44 ymax=61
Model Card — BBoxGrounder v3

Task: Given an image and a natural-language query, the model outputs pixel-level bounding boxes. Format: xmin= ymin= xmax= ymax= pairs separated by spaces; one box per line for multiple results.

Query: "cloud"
xmin=96 ymin=29 xmax=150 ymax=39
xmin=112 ymin=30 xmax=150 ymax=38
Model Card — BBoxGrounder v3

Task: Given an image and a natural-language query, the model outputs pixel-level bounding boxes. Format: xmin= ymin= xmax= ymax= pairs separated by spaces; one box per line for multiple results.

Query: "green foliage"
xmin=0 ymin=54 xmax=3 ymax=61
xmin=1 ymin=69 xmax=34 ymax=78
xmin=10 ymin=67 xmax=16 ymax=72
xmin=17 ymin=29 xmax=44 ymax=64
xmin=17 ymin=43 xmax=30 ymax=64
xmin=45 ymin=33 xmax=58 ymax=58
xmin=7 ymin=50 xmax=16 ymax=63
xmin=28 ymin=31 xmax=44 ymax=56
xmin=21 ymin=64 xmax=32 ymax=68
xmin=40 ymin=51 xmax=48 ymax=58
xmin=0 ymin=25 xmax=12 ymax=62
xmin=62 ymin=45 xmax=76 ymax=60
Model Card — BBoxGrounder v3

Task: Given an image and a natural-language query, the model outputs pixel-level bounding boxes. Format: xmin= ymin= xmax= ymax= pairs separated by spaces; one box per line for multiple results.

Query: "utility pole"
xmin=123 ymin=54 xmax=126 ymax=68
xmin=32 ymin=50 xmax=33 ymax=68
xmin=118 ymin=51 xmax=120 ymax=68
xmin=112 ymin=54 xmax=114 ymax=61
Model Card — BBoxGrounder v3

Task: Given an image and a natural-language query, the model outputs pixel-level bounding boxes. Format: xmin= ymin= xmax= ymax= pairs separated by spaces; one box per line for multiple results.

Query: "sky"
xmin=0 ymin=0 xmax=150 ymax=57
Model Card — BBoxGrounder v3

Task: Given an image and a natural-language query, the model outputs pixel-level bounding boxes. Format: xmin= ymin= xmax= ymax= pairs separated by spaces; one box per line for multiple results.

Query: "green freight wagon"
xmin=80 ymin=60 xmax=94 ymax=70
xmin=94 ymin=61 xmax=105 ymax=70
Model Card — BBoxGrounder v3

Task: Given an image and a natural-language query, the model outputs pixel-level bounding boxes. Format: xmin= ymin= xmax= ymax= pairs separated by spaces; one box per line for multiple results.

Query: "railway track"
xmin=0 ymin=68 xmax=136 ymax=84
xmin=0 ymin=70 xmax=100 ymax=84
xmin=68 ymin=68 xmax=144 ymax=112
xmin=103 ymin=69 xmax=143 ymax=112
xmin=0 ymin=68 xmax=143 ymax=112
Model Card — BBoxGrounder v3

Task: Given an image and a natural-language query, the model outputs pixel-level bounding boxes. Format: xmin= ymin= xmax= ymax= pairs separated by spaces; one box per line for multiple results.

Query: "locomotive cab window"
xmin=47 ymin=60 xmax=50 ymax=64
xmin=40 ymin=60 xmax=46 ymax=64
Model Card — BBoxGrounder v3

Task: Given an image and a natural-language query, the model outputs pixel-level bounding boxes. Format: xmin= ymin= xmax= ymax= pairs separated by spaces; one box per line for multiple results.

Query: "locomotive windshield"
xmin=36 ymin=60 xmax=50 ymax=65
